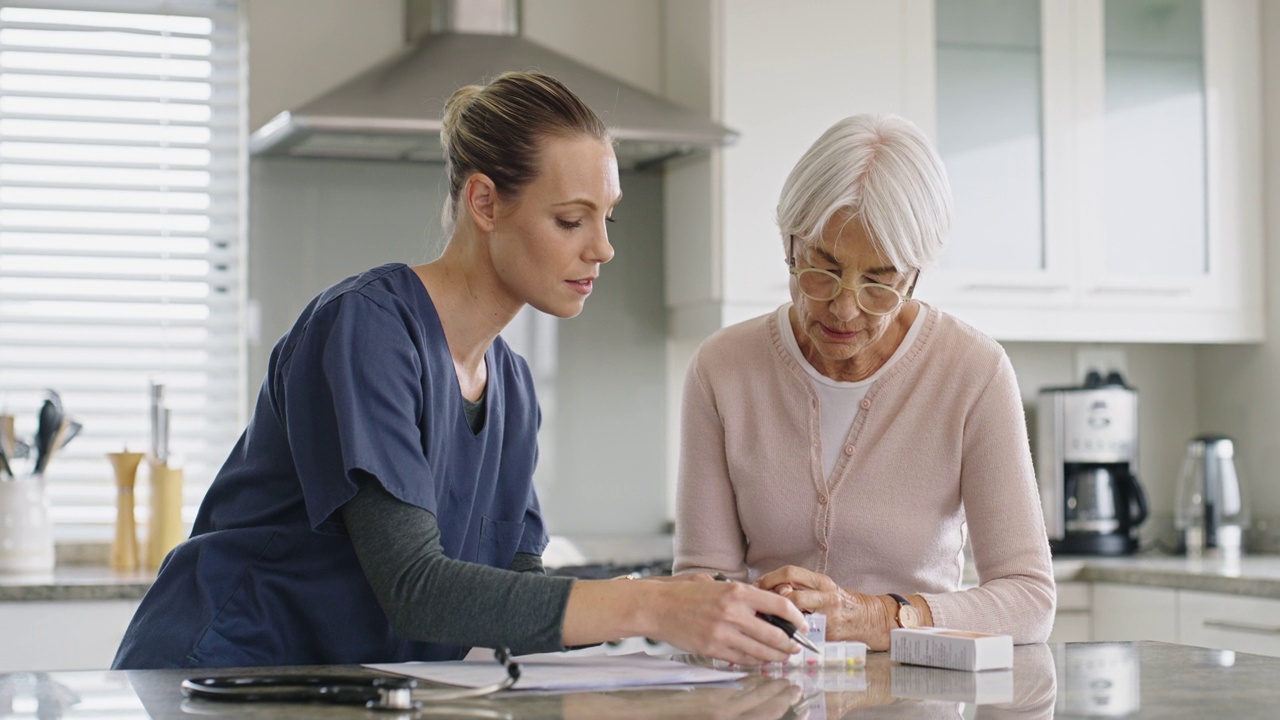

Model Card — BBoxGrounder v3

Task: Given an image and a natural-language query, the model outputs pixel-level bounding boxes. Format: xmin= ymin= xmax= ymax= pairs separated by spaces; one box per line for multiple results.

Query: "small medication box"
xmin=889 ymin=627 xmax=1013 ymax=671
xmin=820 ymin=641 xmax=868 ymax=668
xmin=786 ymin=613 xmax=826 ymax=667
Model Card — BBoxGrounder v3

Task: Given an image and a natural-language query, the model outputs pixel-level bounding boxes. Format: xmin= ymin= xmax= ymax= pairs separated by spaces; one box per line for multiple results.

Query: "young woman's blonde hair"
xmin=776 ymin=114 xmax=953 ymax=273
xmin=440 ymin=71 xmax=609 ymax=231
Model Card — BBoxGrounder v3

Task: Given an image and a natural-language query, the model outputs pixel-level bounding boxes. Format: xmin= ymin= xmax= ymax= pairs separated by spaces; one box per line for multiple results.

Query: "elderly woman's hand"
xmin=755 ymin=566 xmax=895 ymax=651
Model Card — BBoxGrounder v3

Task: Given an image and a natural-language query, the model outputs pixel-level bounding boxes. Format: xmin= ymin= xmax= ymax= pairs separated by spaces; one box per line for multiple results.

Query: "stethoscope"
xmin=181 ymin=647 xmax=521 ymax=712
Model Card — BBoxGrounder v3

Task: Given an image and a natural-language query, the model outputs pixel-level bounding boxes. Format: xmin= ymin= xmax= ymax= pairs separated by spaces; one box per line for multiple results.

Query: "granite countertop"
xmin=0 ymin=566 xmax=153 ymax=602
xmin=1 ymin=641 xmax=1277 ymax=718
xmin=1052 ymin=553 xmax=1280 ymax=599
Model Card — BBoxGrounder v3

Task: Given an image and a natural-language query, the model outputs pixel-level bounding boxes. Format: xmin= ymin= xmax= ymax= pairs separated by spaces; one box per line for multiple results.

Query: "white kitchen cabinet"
xmin=915 ymin=0 xmax=1263 ymax=343
xmin=1091 ymin=583 xmax=1178 ymax=643
xmin=1179 ymin=590 xmax=1280 ymax=658
xmin=1049 ymin=580 xmax=1093 ymax=643
xmin=664 ymin=0 xmax=1261 ymax=344
xmin=0 ymin=600 xmax=138 ymax=671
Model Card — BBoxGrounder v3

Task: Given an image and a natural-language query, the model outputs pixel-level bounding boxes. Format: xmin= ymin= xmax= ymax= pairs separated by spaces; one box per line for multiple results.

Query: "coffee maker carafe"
xmin=1037 ymin=374 xmax=1149 ymax=555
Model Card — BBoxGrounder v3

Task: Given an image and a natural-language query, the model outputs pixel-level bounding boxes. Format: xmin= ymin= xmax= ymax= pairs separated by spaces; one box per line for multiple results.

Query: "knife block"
xmin=106 ymin=451 xmax=144 ymax=572
xmin=146 ymin=459 xmax=185 ymax=571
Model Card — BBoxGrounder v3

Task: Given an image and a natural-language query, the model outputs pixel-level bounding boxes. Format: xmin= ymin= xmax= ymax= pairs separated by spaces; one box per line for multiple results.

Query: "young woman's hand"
xmin=637 ymin=574 xmax=807 ymax=665
xmin=563 ymin=573 xmax=806 ymax=664
xmin=755 ymin=566 xmax=895 ymax=650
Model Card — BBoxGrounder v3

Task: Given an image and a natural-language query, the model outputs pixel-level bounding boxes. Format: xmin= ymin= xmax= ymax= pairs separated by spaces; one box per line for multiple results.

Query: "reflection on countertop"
xmin=5 ymin=641 xmax=1280 ymax=719
xmin=0 ymin=644 xmax=1059 ymax=720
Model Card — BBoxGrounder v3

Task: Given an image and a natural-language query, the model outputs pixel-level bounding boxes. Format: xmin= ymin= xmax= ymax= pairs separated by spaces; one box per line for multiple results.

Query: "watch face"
xmin=898 ymin=603 xmax=922 ymax=629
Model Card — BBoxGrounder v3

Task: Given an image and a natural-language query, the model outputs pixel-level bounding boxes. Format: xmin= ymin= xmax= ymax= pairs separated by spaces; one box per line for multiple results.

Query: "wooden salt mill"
xmin=106 ymin=450 xmax=145 ymax=572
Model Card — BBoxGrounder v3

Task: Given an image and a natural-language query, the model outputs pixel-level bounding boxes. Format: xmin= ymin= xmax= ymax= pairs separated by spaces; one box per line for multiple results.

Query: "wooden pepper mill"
xmin=106 ymin=450 xmax=145 ymax=572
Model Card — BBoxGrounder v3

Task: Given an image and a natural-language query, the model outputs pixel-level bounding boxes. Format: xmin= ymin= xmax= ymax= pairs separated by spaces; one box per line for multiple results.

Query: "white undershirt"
xmin=777 ymin=303 xmax=927 ymax=480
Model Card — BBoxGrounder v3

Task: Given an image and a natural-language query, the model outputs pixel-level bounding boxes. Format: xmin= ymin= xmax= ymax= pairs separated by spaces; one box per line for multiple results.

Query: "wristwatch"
xmin=887 ymin=593 xmax=921 ymax=629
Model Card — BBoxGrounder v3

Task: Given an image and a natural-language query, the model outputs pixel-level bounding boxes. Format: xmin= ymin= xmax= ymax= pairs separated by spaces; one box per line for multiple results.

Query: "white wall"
xmin=523 ymin=0 xmax=664 ymax=95
xmin=246 ymin=0 xmax=405 ymax=131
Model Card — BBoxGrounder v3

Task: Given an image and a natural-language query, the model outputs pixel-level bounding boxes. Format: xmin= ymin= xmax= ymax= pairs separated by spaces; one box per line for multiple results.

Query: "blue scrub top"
xmin=113 ymin=264 xmax=548 ymax=669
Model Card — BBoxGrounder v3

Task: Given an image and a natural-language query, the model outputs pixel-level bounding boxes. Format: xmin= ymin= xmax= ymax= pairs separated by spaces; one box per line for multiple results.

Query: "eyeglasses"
xmin=787 ymin=236 xmax=917 ymax=315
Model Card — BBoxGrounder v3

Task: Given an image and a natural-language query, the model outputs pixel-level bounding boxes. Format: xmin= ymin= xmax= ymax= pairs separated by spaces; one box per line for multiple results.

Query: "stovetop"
xmin=549 ymin=559 xmax=673 ymax=580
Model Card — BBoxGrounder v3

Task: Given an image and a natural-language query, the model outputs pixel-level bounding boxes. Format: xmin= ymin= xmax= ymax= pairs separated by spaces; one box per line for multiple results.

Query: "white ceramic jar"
xmin=0 ymin=476 xmax=56 ymax=574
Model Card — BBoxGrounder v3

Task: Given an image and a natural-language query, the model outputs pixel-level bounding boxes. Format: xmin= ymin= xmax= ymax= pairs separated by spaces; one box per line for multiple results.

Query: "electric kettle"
xmin=1175 ymin=435 xmax=1248 ymax=557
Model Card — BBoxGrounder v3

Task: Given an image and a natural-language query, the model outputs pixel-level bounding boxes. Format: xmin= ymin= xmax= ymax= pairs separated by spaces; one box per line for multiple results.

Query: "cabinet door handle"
xmin=1087 ymin=285 xmax=1192 ymax=296
xmin=1202 ymin=619 xmax=1280 ymax=635
xmin=962 ymin=284 xmax=1071 ymax=293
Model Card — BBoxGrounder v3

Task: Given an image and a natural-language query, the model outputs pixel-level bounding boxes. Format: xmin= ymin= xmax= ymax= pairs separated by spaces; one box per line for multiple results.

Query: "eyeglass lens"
xmin=794 ymin=269 xmax=902 ymax=313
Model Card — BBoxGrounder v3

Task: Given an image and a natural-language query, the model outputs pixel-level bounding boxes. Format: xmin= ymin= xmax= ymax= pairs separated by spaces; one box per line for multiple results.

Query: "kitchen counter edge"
xmin=10 ymin=554 xmax=1280 ymax=603
xmin=0 ymin=567 xmax=153 ymax=601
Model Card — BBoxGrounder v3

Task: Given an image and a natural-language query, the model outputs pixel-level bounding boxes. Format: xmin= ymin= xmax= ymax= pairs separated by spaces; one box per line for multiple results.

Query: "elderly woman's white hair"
xmin=776 ymin=114 xmax=953 ymax=274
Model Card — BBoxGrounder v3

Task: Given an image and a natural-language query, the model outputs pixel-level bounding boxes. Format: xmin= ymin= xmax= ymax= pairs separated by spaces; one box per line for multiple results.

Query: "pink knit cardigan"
xmin=674 ymin=303 xmax=1056 ymax=643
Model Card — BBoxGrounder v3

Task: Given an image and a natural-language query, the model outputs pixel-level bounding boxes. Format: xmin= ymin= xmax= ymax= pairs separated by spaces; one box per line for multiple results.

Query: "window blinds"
xmin=0 ymin=0 xmax=244 ymax=541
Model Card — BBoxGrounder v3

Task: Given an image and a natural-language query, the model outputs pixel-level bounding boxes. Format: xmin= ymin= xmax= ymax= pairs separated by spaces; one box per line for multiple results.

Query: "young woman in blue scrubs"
xmin=112 ymin=71 xmax=806 ymax=669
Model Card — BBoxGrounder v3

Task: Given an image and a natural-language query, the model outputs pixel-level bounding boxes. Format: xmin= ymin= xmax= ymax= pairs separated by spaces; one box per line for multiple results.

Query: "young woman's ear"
xmin=463 ymin=173 xmax=499 ymax=233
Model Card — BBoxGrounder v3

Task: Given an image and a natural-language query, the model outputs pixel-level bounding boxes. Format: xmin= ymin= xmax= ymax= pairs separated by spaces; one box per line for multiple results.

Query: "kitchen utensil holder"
xmin=0 ymin=475 xmax=55 ymax=574
xmin=107 ymin=451 xmax=145 ymax=572
xmin=146 ymin=459 xmax=184 ymax=570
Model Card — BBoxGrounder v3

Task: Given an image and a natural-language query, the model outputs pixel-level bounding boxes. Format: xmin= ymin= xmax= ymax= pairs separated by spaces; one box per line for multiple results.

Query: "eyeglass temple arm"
xmin=906 ymin=269 xmax=920 ymax=299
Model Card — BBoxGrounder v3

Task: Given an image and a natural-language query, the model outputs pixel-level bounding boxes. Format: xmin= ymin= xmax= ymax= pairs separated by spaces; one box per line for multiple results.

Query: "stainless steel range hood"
xmin=250 ymin=0 xmax=736 ymax=169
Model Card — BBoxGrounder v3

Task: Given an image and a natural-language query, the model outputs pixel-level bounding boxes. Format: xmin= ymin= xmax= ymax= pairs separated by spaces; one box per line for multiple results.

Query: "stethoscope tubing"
xmin=182 ymin=650 xmax=521 ymax=710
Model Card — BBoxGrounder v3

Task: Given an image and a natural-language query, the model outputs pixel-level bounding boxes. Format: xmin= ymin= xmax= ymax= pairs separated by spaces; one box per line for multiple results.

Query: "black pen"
xmin=714 ymin=573 xmax=823 ymax=654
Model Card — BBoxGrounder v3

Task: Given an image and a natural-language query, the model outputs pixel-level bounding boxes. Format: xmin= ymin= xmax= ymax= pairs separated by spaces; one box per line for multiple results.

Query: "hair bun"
xmin=441 ymin=84 xmax=483 ymax=148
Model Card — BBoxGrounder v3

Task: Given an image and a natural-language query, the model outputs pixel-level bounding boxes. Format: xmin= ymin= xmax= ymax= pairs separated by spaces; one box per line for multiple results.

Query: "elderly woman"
xmin=674 ymin=113 xmax=1055 ymax=650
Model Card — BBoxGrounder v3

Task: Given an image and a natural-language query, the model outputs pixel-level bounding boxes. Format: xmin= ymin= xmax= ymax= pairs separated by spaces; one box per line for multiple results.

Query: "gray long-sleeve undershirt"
xmin=341 ymin=478 xmax=575 ymax=654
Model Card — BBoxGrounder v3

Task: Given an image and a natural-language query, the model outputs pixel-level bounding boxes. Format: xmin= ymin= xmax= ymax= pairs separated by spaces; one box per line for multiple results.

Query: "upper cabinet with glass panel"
xmin=914 ymin=0 xmax=1263 ymax=343
xmin=935 ymin=0 xmax=1045 ymax=276
xmin=1101 ymin=0 xmax=1206 ymax=279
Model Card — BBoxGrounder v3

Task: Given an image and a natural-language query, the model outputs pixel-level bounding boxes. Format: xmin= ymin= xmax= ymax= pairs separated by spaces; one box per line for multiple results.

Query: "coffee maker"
xmin=1037 ymin=373 xmax=1149 ymax=555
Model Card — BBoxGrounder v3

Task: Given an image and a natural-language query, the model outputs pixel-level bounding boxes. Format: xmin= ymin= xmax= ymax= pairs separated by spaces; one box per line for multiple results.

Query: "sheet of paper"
xmin=366 ymin=652 xmax=746 ymax=692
